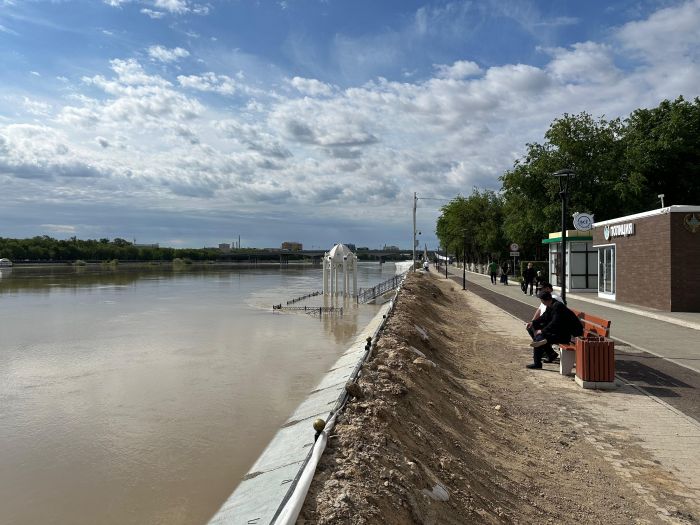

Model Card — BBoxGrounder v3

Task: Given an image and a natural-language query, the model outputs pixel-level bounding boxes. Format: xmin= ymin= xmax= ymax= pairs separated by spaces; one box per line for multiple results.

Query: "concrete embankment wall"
xmin=208 ymin=298 xmax=396 ymax=525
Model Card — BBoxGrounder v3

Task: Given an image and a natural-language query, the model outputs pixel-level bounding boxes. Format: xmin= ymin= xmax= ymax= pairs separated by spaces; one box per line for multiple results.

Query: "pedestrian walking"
xmin=523 ymin=262 xmax=537 ymax=295
xmin=488 ymin=260 xmax=499 ymax=285
xmin=500 ymin=261 xmax=509 ymax=285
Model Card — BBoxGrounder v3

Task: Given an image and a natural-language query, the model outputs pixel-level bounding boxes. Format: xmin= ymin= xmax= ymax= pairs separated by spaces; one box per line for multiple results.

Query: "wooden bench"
xmin=556 ymin=309 xmax=612 ymax=376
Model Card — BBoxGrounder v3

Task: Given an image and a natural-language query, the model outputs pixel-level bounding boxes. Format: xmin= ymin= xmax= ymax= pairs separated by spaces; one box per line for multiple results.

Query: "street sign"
xmin=509 ymin=243 xmax=519 ymax=251
xmin=573 ymin=212 xmax=594 ymax=231
xmin=510 ymin=251 xmax=520 ymax=257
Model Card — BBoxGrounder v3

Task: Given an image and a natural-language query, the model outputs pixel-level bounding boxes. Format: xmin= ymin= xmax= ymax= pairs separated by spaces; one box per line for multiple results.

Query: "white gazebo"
xmin=322 ymin=243 xmax=358 ymax=297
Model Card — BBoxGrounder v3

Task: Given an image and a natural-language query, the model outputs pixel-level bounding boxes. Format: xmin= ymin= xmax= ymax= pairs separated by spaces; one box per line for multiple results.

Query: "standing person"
xmin=488 ymin=260 xmax=499 ymax=285
xmin=522 ymin=262 xmax=537 ymax=295
xmin=526 ymin=291 xmax=583 ymax=369
xmin=500 ymin=261 xmax=510 ymax=285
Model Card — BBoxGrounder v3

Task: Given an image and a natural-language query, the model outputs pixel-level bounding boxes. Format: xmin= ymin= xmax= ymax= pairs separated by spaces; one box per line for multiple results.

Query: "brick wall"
xmin=593 ymin=214 xmax=672 ymax=310
xmin=670 ymin=213 xmax=700 ymax=311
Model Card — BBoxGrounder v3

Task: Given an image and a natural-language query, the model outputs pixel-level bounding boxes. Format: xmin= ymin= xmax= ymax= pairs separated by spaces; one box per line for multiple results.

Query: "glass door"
xmin=598 ymin=245 xmax=615 ymax=297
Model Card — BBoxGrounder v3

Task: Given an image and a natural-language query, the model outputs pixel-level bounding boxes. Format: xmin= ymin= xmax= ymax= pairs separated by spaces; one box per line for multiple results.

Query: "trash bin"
xmin=575 ymin=336 xmax=615 ymax=388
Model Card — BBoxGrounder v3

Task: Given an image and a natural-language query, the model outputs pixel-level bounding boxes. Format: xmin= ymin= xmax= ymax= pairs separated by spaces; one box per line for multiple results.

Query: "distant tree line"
xmin=0 ymin=236 xmax=287 ymax=263
xmin=437 ymin=96 xmax=700 ymax=265
xmin=0 ymin=236 xmax=412 ymax=264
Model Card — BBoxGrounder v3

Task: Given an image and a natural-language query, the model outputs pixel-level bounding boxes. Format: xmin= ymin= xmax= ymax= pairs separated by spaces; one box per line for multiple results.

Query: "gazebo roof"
xmin=327 ymin=243 xmax=354 ymax=260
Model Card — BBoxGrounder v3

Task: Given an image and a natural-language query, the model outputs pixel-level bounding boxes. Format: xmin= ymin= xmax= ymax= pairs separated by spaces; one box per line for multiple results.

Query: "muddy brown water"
xmin=0 ymin=264 xmax=397 ymax=525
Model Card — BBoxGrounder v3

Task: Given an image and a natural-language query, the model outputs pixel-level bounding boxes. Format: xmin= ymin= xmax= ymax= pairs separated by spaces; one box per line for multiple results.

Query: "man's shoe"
xmin=526 ymin=363 xmax=542 ymax=369
xmin=529 ymin=339 xmax=549 ymax=348
xmin=543 ymin=353 xmax=559 ymax=363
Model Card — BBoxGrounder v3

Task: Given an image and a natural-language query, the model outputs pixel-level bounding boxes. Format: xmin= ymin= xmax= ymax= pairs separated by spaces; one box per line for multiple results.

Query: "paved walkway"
xmin=465 ymin=284 xmax=700 ymax=521
xmin=443 ymin=265 xmax=700 ymax=373
xmin=434 ymin=264 xmax=700 ymax=424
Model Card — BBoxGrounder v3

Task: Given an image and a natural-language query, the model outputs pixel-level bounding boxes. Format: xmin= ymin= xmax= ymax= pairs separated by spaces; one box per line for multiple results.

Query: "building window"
xmin=598 ymin=245 xmax=616 ymax=298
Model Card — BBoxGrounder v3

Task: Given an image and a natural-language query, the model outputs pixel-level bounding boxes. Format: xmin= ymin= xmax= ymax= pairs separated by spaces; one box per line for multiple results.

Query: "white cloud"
xmin=544 ymin=42 xmax=619 ymax=84
xmin=288 ymin=77 xmax=334 ymax=96
xmin=177 ymin=72 xmax=264 ymax=97
xmin=22 ymin=97 xmax=52 ymax=116
xmin=0 ymin=23 xmax=19 ymax=35
xmin=147 ymin=45 xmax=190 ymax=63
xmin=41 ymin=224 xmax=76 ymax=233
xmin=434 ymin=60 xmax=482 ymax=80
xmin=617 ymin=0 xmax=700 ymax=63
xmin=154 ymin=0 xmax=189 ymax=14
xmin=141 ymin=8 xmax=165 ymax=19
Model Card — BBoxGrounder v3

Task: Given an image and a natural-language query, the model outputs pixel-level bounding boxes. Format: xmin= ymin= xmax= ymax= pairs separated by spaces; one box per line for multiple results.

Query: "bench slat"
xmin=579 ymin=312 xmax=611 ymax=329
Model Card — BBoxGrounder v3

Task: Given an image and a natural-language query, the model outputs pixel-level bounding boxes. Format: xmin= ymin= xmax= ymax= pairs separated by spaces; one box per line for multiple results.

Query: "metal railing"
xmin=286 ymin=291 xmax=322 ymax=305
xmin=357 ymin=271 xmax=407 ymax=303
xmin=272 ymin=304 xmax=343 ymax=316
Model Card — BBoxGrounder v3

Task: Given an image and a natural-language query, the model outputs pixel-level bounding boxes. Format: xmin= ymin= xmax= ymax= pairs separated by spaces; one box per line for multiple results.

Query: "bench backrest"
xmin=570 ymin=308 xmax=611 ymax=338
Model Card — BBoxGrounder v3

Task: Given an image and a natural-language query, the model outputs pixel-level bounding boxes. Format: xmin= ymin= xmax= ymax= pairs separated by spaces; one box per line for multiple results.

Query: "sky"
xmin=1 ymin=0 xmax=699 ymax=250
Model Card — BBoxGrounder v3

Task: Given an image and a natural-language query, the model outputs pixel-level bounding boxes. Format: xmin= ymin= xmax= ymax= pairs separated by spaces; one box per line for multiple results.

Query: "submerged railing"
xmin=272 ymin=304 xmax=343 ymax=316
xmin=286 ymin=291 xmax=322 ymax=305
xmin=357 ymin=271 xmax=407 ymax=304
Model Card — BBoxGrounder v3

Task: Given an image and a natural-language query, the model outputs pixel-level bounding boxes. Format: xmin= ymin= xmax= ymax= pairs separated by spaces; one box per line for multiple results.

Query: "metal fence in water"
xmin=272 ymin=304 xmax=343 ymax=316
xmin=357 ymin=271 xmax=407 ymax=304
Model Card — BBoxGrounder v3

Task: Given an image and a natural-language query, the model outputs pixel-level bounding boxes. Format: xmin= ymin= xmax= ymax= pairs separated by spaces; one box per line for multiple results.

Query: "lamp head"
xmin=553 ymin=169 xmax=574 ymax=192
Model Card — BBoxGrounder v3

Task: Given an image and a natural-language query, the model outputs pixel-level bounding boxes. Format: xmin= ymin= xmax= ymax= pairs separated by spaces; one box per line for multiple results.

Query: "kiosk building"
xmin=590 ymin=206 xmax=700 ymax=312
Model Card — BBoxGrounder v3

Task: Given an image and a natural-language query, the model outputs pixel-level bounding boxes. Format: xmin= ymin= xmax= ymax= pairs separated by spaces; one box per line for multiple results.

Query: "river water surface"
xmin=0 ymin=263 xmax=400 ymax=525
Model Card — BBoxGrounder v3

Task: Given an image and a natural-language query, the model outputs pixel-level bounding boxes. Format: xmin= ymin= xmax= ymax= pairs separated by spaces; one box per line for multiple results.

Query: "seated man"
xmin=525 ymin=282 xmax=562 ymax=356
xmin=526 ymin=291 xmax=583 ymax=369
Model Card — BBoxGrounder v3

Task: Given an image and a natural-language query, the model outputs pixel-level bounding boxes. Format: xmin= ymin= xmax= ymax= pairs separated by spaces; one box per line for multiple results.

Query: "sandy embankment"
xmin=298 ymin=271 xmax=696 ymax=524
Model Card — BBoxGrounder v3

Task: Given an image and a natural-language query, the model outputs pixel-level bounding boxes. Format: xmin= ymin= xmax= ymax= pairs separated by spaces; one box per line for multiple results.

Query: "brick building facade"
xmin=591 ymin=206 xmax=700 ymax=312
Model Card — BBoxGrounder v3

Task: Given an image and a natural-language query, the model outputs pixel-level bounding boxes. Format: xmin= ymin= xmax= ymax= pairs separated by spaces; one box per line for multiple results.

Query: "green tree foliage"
xmin=500 ymin=112 xmax=627 ymax=252
xmin=623 ymin=96 xmax=700 ymax=209
xmin=436 ymin=190 xmax=506 ymax=263
xmin=439 ymin=97 xmax=700 ymax=262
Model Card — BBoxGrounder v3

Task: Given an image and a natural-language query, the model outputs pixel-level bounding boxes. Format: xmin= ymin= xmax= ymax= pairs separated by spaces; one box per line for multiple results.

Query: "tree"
xmin=623 ymin=96 xmax=700 ymax=209
xmin=500 ymin=112 xmax=627 ymax=257
xmin=436 ymin=190 xmax=506 ymax=264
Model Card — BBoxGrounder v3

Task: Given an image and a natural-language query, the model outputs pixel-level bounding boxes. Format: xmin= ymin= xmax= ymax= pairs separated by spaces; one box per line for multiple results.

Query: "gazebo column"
xmin=342 ymin=256 xmax=348 ymax=296
xmin=352 ymin=257 xmax=358 ymax=297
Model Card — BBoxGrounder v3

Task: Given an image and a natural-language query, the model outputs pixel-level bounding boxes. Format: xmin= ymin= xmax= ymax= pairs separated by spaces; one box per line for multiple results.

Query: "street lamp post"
xmin=462 ymin=229 xmax=467 ymax=290
xmin=412 ymin=192 xmax=417 ymax=272
xmin=553 ymin=169 xmax=574 ymax=304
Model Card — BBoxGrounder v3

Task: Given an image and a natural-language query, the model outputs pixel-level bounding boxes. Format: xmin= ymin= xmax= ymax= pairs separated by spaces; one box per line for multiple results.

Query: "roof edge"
xmin=592 ymin=205 xmax=700 ymax=227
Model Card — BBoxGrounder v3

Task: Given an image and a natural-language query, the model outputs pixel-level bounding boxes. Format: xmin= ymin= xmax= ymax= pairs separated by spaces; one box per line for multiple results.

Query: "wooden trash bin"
xmin=575 ymin=336 xmax=616 ymax=389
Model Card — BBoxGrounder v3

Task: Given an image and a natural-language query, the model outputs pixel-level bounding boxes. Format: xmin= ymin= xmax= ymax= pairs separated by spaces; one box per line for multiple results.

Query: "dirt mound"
xmin=298 ymin=272 xmax=683 ymax=524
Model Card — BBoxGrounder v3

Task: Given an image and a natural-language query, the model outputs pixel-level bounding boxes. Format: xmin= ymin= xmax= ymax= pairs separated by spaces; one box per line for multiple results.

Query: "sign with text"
xmin=509 ymin=251 xmax=520 ymax=257
xmin=603 ymin=223 xmax=635 ymax=241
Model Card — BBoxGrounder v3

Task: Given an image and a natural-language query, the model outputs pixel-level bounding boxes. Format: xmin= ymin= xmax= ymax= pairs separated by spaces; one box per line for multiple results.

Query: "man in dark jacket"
xmin=526 ymin=291 xmax=583 ymax=369
xmin=522 ymin=262 xmax=537 ymax=295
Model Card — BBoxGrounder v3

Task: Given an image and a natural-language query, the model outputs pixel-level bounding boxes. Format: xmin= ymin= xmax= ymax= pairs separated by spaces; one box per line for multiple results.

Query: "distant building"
xmin=344 ymin=243 xmax=356 ymax=252
xmin=383 ymin=245 xmax=400 ymax=252
xmin=281 ymin=241 xmax=303 ymax=251
xmin=218 ymin=243 xmax=231 ymax=251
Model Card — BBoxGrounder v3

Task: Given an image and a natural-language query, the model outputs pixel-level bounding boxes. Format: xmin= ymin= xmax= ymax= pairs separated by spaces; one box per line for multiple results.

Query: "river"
xmin=0 ymin=262 xmax=403 ymax=525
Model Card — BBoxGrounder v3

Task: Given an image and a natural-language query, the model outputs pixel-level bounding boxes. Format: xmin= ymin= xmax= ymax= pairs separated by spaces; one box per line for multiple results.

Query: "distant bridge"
xmin=216 ymin=249 xmax=413 ymax=264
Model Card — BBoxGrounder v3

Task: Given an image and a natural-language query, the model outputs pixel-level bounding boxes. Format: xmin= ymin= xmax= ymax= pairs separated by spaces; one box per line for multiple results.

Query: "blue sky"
xmin=1 ymin=0 xmax=699 ymax=249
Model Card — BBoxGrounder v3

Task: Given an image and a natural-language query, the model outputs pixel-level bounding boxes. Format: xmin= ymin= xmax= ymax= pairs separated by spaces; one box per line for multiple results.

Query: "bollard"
xmin=313 ymin=418 xmax=326 ymax=442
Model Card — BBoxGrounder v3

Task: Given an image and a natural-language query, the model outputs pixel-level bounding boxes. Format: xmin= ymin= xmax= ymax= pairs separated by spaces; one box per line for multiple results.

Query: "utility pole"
xmin=412 ymin=192 xmax=417 ymax=272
